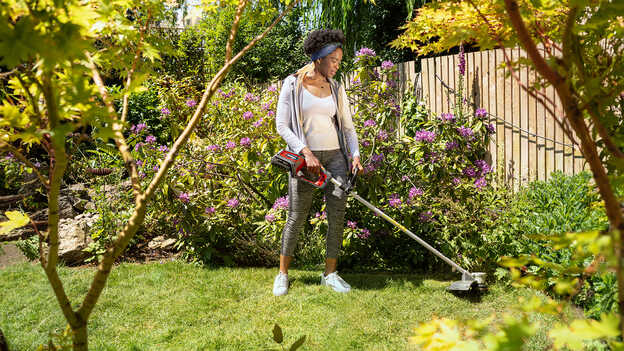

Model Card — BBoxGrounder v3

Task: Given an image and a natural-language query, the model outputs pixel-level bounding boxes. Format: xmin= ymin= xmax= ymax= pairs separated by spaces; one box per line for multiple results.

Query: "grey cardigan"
xmin=275 ymin=74 xmax=360 ymax=164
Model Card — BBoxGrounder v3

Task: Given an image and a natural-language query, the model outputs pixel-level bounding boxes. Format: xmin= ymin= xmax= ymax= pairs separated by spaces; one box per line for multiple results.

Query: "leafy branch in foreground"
xmin=0 ymin=0 xmax=298 ymax=349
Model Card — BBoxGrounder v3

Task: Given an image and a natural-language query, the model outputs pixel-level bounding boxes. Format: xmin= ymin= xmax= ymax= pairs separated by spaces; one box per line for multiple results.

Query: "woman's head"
xmin=303 ymin=29 xmax=345 ymax=79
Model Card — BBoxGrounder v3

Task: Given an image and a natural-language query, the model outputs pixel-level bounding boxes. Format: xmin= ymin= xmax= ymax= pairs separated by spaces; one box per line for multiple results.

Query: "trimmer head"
xmin=447 ymin=272 xmax=488 ymax=293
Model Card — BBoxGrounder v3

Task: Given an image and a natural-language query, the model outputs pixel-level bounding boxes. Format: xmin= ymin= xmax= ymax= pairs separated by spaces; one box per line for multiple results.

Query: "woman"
xmin=273 ymin=29 xmax=363 ymax=296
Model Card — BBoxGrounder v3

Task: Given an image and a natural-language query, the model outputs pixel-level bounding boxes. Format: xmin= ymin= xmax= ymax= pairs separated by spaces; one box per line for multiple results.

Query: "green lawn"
xmin=0 ymin=262 xmax=580 ymax=350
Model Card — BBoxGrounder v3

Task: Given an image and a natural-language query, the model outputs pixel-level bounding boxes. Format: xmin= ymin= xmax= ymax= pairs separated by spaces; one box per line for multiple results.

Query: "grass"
xmin=0 ymin=261 xmax=581 ymax=350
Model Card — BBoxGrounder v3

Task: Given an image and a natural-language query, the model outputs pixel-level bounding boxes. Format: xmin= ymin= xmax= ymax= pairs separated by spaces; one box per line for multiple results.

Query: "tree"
xmin=392 ymin=0 xmax=624 ymax=344
xmin=306 ymin=0 xmax=421 ymax=66
xmin=0 ymin=0 xmax=297 ymax=349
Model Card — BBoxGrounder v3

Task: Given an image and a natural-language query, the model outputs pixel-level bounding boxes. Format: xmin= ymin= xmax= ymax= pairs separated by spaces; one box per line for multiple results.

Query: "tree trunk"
xmin=72 ymin=324 xmax=88 ymax=351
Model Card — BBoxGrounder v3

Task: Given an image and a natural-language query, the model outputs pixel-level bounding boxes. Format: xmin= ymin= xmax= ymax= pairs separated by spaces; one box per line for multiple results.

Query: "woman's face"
xmin=317 ymin=48 xmax=343 ymax=79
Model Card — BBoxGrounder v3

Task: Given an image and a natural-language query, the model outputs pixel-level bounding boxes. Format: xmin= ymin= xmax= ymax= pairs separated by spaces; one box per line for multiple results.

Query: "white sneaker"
xmin=273 ymin=272 xmax=289 ymax=296
xmin=321 ymin=271 xmax=351 ymax=293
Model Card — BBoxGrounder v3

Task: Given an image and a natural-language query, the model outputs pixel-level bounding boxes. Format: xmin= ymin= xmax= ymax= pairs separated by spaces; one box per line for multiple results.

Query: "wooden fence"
xmin=420 ymin=47 xmax=587 ymax=189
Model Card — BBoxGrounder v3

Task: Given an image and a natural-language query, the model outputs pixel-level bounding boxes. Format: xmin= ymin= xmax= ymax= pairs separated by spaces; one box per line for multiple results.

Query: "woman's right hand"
xmin=301 ymin=148 xmax=321 ymax=175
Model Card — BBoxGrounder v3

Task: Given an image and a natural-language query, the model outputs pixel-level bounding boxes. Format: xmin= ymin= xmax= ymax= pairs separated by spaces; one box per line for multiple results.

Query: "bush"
xmin=494 ymin=171 xmax=614 ymax=319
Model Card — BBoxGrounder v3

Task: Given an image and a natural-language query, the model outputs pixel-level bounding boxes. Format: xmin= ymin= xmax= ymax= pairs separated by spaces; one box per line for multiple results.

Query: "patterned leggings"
xmin=280 ymin=149 xmax=348 ymax=259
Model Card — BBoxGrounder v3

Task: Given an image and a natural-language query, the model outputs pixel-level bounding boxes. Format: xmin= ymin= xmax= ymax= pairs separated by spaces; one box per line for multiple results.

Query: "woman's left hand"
xmin=352 ymin=156 xmax=364 ymax=174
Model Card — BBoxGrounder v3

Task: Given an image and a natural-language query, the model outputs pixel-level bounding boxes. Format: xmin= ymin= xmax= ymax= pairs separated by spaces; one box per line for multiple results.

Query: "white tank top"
xmin=301 ymin=87 xmax=340 ymax=151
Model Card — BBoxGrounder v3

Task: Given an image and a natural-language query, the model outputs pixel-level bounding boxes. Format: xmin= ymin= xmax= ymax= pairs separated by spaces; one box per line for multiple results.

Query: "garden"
xmin=0 ymin=0 xmax=623 ymax=350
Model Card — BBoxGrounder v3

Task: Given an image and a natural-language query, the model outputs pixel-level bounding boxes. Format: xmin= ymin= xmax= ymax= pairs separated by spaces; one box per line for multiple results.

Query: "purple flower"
xmin=347 ymin=221 xmax=358 ymax=229
xmin=377 ymin=129 xmax=388 ymax=141
xmin=445 ymin=141 xmax=459 ymax=151
xmin=178 ymin=193 xmax=190 ymax=203
xmin=205 ymin=207 xmax=216 ymax=215
xmin=267 ymin=110 xmax=275 ymax=117
xmin=409 ymin=187 xmax=423 ymax=199
xmin=267 ymin=85 xmax=277 ymax=92
xmin=161 ymin=107 xmax=170 ymax=115
xmin=486 ymin=123 xmax=496 ymax=134
xmin=457 ymin=126 xmax=474 ymax=138
xmin=356 ymin=47 xmax=376 ymax=57
xmin=153 ymin=165 xmax=159 ymax=172
xmin=463 ymin=166 xmax=477 ymax=178
xmin=227 ymin=198 xmax=240 ymax=208
xmin=244 ymin=93 xmax=257 ymax=102
xmin=145 ymin=135 xmax=156 ymax=144
xmin=4 ymin=152 xmax=14 ymax=161
xmin=159 ymin=145 xmax=169 ymax=153
xmin=381 ymin=60 xmax=394 ymax=70
xmin=401 ymin=175 xmax=410 ymax=181
xmin=452 ymin=177 xmax=461 ymax=185
xmin=475 ymin=160 xmax=491 ymax=174
xmin=362 ymin=140 xmax=371 ymax=147
xmin=440 ymin=113 xmax=455 ymax=123
xmin=272 ymin=196 xmax=289 ymax=210
xmin=186 ymin=99 xmax=197 ymax=107
xmin=139 ymin=171 xmax=146 ymax=178
xmin=265 ymin=213 xmax=276 ymax=222
xmin=33 ymin=161 xmax=41 ymax=168
xmin=252 ymin=119 xmax=264 ymax=128
xmin=458 ymin=44 xmax=466 ymax=76
xmin=371 ymin=153 xmax=384 ymax=163
xmin=225 ymin=141 xmax=236 ymax=149
xmin=207 ymin=144 xmax=221 ymax=152
xmin=240 ymin=137 xmax=251 ymax=147
xmin=474 ymin=177 xmax=487 ymax=189
xmin=420 ymin=211 xmax=433 ymax=222
xmin=475 ymin=108 xmax=487 ymax=118
xmin=134 ymin=142 xmax=143 ymax=151
xmin=132 ymin=123 xmax=147 ymax=134
xmin=243 ymin=111 xmax=253 ymax=120
xmin=414 ymin=130 xmax=436 ymax=143
xmin=358 ymin=228 xmax=371 ymax=239
xmin=351 ymin=77 xmax=361 ymax=85
xmin=388 ymin=194 xmax=402 ymax=208
xmin=364 ymin=119 xmax=377 ymax=127
xmin=136 ymin=160 xmax=143 ymax=167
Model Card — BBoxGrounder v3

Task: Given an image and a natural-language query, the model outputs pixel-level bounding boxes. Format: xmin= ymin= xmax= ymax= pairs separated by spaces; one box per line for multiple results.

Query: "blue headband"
xmin=310 ymin=43 xmax=342 ymax=61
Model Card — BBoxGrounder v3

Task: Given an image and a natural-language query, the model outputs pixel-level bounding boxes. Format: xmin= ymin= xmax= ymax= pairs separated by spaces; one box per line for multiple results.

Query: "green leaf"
xmin=290 ymin=335 xmax=306 ymax=351
xmin=272 ymin=323 xmax=283 ymax=344
xmin=0 ymin=211 xmax=30 ymax=234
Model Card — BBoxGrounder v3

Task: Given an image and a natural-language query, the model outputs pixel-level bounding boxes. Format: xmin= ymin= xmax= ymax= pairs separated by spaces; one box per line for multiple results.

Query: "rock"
xmin=161 ymin=238 xmax=177 ymax=249
xmin=148 ymin=236 xmax=177 ymax=250
xmin=57 ymin=213 xmax=98 ymax=265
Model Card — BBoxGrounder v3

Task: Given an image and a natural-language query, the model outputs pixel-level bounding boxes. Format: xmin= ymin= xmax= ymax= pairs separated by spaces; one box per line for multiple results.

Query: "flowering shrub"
xmin=331 ymin=46 xmax=513 ymax=271
xmin=101 ymin=47 xmax=514 ymax=271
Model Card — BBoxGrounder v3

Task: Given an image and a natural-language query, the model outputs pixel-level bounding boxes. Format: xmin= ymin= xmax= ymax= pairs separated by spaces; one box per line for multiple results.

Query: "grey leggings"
xmin=281 ymin=149 xmax=348 ymax=259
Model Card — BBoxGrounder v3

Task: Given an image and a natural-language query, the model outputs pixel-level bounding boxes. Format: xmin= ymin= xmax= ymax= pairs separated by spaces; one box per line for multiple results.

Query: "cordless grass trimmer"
xmin=271 ymin=149 xmax=487 ymax=293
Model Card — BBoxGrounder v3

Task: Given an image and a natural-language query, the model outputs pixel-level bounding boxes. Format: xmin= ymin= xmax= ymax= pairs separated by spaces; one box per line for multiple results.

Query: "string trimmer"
xmin=271 ymin=149 xmax=487 ymax=293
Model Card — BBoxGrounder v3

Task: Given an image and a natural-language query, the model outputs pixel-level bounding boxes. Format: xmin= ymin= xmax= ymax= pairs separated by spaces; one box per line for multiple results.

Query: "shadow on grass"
xmin=292 ymin=272 xmax=425 ymax=291
xmin=291 ymin=270 xmax=487 ymax=302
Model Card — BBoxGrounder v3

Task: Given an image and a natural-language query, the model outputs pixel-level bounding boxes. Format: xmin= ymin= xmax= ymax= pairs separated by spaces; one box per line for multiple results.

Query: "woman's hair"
xmin=295 ymin=29 xmax=346 ymax=84
xmin=303 ymin=29 xmax=346 ymax=57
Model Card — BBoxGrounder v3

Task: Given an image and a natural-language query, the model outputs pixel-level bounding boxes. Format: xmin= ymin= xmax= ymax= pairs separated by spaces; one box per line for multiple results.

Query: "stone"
xmin=57 ymin=213 xmax=98 ymax=265
xmin=147 ymin=236 xmax=177 ymax=250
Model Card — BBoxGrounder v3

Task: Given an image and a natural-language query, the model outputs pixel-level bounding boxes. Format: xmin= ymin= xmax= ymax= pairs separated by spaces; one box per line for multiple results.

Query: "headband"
xmin=310 ymin=43 xmax=342 ymax=61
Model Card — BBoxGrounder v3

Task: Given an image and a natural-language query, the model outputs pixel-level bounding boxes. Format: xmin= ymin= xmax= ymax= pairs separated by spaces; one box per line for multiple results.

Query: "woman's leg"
xmin=323 ymin=150 xmax=348 ymax=275
xmin=279 ymin=174 xmax=315 ymax=274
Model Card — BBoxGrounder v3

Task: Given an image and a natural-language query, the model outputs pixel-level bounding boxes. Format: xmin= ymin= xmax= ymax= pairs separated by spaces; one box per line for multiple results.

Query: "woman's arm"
xmin=338 ymin=84 xmax=360 ymax=159
xmin=275 ymin=77 xmax=307 ymax=154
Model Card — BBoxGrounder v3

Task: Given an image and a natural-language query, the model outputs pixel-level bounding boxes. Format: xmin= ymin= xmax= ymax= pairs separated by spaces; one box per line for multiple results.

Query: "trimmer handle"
xmin=270 ymin=149 xmax=329 ymax=189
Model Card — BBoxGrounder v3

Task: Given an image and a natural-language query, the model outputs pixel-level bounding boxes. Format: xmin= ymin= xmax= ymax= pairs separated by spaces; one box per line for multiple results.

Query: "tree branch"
xmin=225 ymin=0 xmax=248 ymax=63
xmin=503 ymin=0 xmax=565 ymax=87
xmin=77 ymin=0 xmax=300 ymax=322
xmin=85 ymin=53 xmax=142 ymax=197
xmin=121 ymin=11 xmax=152 ymax=124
